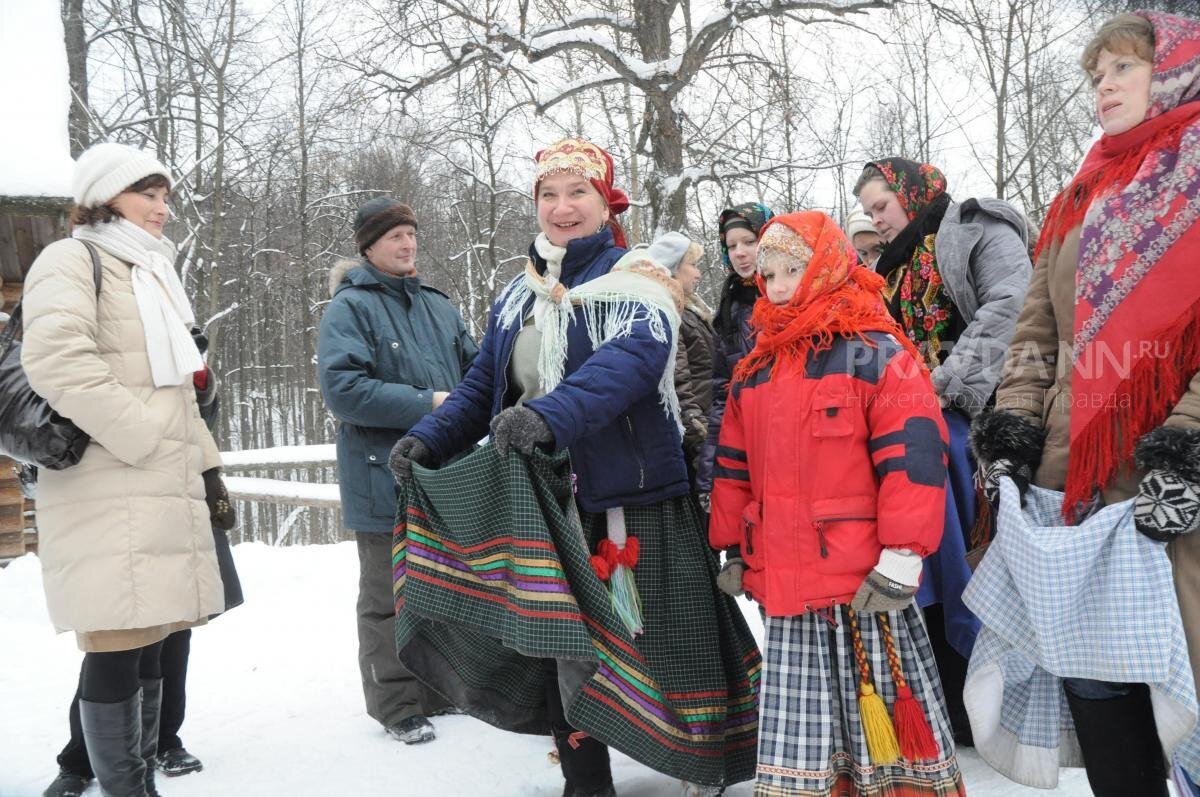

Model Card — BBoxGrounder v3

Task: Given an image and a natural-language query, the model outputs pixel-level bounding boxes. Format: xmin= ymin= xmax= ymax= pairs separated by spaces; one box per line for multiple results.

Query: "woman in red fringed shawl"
xmin=709 ymin=211 xmax=966 ymax=796
xmin=972 ymin=11 xmax=1200 ymax=795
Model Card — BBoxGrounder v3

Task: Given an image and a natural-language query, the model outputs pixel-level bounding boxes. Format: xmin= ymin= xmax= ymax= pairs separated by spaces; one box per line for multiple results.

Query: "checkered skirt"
xmin=755 ymin=606 xmax=965 ymax=797
xmin=393 ymin=443 xmax=762 ymax=787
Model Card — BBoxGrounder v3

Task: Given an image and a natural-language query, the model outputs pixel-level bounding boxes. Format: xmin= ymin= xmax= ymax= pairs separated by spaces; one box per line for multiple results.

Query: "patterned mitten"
xmin=851 ymin=548 xmax=922 ymax=613
xmin=1134 ymin=426 xmax=1200 ymax=542
xmin=978 ymin=457 xmax=1034 ymax=507
xmin=489 ymin=406 xmax=554 ymax=457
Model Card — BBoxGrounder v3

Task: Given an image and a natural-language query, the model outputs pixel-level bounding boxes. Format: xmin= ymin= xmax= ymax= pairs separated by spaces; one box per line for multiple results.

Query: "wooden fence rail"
xmin=220 ymin=444 xmax=340 ymax=508
xmin=1 ymin=443 xmax=343 ymax=565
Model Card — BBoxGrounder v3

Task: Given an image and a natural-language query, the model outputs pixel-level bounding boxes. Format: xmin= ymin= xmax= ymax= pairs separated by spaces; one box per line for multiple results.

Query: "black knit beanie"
xmin=354 ymin=198 xmax=418 ymax=255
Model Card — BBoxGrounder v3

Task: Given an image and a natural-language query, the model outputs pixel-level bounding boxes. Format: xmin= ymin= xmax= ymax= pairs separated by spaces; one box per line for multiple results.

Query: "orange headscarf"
xmin=733 ymin=211 xmax=921 ymax=383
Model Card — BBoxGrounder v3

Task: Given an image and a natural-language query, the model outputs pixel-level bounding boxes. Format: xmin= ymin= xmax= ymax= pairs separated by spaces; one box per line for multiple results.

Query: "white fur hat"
xmin=73 ymin=142 xmax=172 ymax=208
xmin=844 ymin=208 xmax=876 ymax=240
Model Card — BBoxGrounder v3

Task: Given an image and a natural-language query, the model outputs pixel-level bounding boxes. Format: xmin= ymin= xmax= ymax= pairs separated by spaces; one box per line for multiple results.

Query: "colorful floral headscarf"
xmin=864 ymin=158 xmax=955 ymax=371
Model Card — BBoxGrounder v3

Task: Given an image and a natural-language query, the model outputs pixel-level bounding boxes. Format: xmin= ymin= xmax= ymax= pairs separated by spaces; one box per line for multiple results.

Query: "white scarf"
xmin=73 ymin=218 xmax=203 ymax=387
xmin=498 ymin=234 xmax=683 ymax=433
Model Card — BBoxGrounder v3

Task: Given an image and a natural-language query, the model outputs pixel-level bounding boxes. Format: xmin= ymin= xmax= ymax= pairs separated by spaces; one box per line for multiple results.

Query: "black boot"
xmin=41 ymin=769 xmax=90 ymax=797
xmin=80 ymin=692 xmax=147 ymax=797
xmin=552 ymin=726 xmax=613 ymax=797
xmin=140 ymin=679 xmax=163 ymax=797
xmin=1064 ymin=682 xmax=1168 ymax=797
xmin=157 ymin=747 xmax=203 ymax=777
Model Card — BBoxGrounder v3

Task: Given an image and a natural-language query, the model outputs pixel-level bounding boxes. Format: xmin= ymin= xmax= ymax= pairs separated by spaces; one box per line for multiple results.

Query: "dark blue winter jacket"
xmin=318 ymin=260 xmax=478 ymax=533
xmin=408 ymin=228 xmax=690 ymax=512
xmin=697 ymin=296 xmax=756 ymax=492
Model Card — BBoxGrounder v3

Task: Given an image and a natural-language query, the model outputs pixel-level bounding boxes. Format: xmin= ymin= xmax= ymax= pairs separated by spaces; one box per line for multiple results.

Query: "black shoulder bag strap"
xmin=0 ymin=240 xmax=103 ymax=353
xmin=80 ymin=240 xmax=104 ymax=296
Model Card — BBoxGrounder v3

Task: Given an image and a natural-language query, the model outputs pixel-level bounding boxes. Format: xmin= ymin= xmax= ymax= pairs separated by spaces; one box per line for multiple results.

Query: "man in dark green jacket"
xmin=317 ymin=198 xmax=478 ymax=744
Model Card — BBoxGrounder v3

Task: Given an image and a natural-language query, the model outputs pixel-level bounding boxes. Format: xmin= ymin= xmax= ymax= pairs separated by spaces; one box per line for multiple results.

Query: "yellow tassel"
xmin=858 ymin=682 xmax=900 ymax=765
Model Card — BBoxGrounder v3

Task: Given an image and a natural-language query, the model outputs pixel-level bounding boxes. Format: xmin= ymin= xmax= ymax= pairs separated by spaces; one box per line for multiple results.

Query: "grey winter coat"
xmin=317 ymin=259 xmax=478 ymax=533
xmin=929 ymin=198 xmax=1032 ymax=417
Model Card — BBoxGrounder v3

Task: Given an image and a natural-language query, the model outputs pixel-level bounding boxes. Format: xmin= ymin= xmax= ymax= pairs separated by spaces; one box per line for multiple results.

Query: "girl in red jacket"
xmin=709 ymin=211 xmax=965 ymax=796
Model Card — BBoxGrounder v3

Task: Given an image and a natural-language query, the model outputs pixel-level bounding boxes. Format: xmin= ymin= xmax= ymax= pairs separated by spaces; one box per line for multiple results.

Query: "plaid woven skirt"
xmin=393 ymin=443 xmax=762 ymax=787
xmin=756 ymin=606 xmax=965 ymax=797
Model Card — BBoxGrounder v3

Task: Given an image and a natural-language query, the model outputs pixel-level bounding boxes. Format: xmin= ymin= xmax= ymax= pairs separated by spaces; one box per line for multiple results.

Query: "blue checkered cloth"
xmin=963 ymin=476 xmax=1200 ymax=788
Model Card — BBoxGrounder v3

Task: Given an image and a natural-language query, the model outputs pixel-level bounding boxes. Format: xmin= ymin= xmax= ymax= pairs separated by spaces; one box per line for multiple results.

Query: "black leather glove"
xmin=489 ymin=407 xmax=554 ymax=457
xmin=1134 ymin=426 xmax=1200 ymax=542
xmin=969 ymin=408 xmax=1046 ymax=505
xmin=851 ymin=548 xmax=922 ymax=613
xmin=390 ymin=436 xmax=433 ymax=483
xmin=202 ymin=467 xmax=236 ymax=531
xmin=681 ymin=410 xmax=707 ymax=462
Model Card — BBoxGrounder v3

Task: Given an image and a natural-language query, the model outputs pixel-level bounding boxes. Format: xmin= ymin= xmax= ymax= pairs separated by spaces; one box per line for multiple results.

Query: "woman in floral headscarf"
xmin=852 ymin=158 xmax=1032 ymax=746
xmin=393 ymin=137 xmax=761 ymax=796
xmin=971 ymin=11 xmax=1200 ymax=795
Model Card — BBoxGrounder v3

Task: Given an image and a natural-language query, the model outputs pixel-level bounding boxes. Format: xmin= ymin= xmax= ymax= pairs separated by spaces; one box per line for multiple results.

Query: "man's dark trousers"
xmin=355 ymin=531 xmax=448 ymax=726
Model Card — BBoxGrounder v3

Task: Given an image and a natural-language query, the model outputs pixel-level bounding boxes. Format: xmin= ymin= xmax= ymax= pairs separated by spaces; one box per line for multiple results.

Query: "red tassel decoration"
xmin=891 ymin=685 xmax=940 ymax=762
xmin=877 ymin=613 xmax=940 ymax=761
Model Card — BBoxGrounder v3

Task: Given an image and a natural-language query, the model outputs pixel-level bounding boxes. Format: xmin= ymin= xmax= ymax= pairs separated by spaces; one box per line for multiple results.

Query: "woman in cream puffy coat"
xmin=21 ymin=142 xmax=223 ymax=797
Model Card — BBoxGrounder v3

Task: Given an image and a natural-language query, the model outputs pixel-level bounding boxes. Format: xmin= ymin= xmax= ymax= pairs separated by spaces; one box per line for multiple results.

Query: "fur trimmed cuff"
xmin=1135 ymin=426 xmax=1200 ymax=485
xmin=969 ymin=408 xmax=1046 ymax=469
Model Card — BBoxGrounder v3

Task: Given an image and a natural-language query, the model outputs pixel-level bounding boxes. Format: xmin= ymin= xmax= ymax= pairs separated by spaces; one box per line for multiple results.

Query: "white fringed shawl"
xmin=497 ymin=235 xmax=683 ymax=434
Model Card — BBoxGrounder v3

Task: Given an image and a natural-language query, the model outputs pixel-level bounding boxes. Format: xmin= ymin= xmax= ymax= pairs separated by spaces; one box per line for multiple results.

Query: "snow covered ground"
xmin=0 ymin=542 xmax=1095 ymax=796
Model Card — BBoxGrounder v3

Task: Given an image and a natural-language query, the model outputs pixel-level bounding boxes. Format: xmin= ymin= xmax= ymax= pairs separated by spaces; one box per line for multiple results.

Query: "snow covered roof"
xmin=0 ymin=0 xmax=74 ymax=198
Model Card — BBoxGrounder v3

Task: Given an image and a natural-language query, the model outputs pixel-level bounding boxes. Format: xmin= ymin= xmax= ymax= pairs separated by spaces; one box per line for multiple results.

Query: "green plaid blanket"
xmin=393 ymin=443 xmax=761 ymax=787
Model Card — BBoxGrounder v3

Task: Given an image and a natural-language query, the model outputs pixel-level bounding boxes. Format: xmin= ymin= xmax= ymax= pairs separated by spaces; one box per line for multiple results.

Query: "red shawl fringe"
xmin=1063 ymin=301 xmax=1200 ymax=520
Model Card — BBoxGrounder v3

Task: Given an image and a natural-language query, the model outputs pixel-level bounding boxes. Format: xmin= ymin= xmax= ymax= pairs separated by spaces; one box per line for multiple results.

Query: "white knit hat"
xmin=644 ymin=231 xmax=694 ymax=274
xmin=73 ymin=142 xmax=173 ymax=208
xmin=844 ymin=208 xmax=876 ymax=240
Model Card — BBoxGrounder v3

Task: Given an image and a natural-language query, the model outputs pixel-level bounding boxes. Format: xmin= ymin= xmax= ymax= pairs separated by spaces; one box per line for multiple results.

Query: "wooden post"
xmin=0 ymin=461 xmax=29 ymax=560
xmin=0 ymin=283 xmax=36 ymax=562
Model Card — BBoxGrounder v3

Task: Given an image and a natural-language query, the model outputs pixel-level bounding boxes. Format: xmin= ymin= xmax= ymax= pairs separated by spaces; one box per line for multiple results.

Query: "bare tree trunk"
xmin=61 ymin=0 xmax=89 ymax=156
xmin=293 ymin=0 xmax=321 ymax=438
xmin=205 ymin=0 xmax=238 ymax=370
